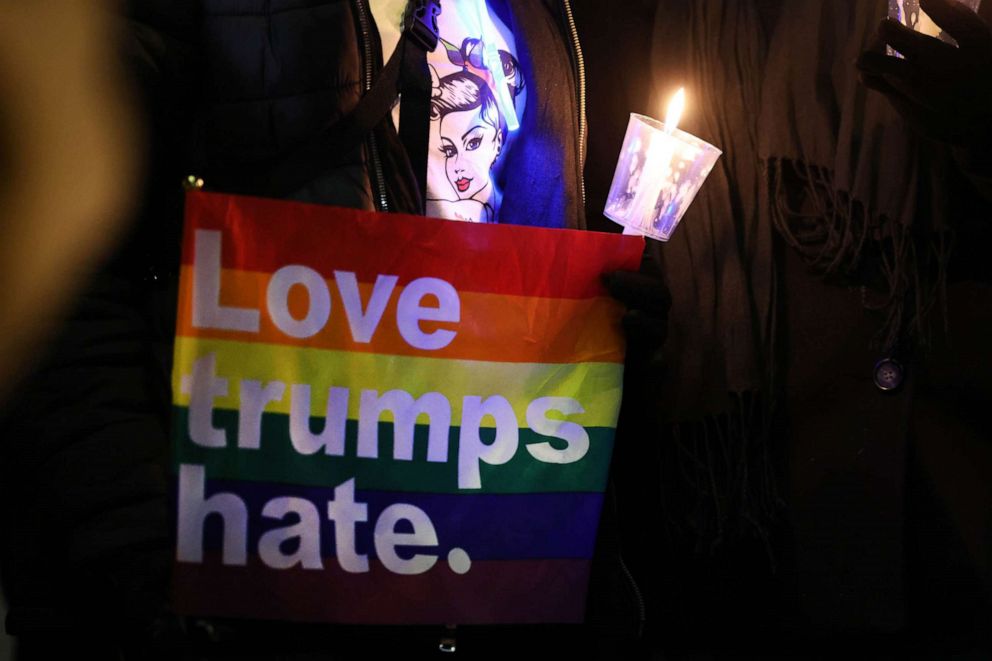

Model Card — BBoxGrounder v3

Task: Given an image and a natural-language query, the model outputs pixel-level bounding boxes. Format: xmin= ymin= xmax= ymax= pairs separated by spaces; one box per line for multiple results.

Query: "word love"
xmin=193 ymin=229 xmax=459 ymax=350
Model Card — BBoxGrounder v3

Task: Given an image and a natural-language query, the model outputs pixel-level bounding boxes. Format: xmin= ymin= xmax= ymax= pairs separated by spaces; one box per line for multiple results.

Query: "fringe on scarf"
xmin=765 ymin=157 xmax=953 ymax=354
xmin=660 ymin=391 xmax=783 ymax=569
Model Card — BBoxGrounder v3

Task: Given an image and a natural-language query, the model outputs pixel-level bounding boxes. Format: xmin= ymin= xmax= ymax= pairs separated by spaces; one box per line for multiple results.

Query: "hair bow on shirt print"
xmin=439 ymin=37 xmax=525 ymax=100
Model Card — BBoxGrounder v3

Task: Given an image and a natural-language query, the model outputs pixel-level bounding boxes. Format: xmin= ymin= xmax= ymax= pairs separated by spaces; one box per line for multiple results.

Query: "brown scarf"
xmin=648 ymin=0 xmax=956 ymax=552
xmin=648 ymin=0 xmax=780 ymax=552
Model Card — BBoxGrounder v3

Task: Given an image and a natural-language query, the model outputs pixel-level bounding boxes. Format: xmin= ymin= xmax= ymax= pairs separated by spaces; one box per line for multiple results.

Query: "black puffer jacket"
xmin=199 ymin=0 xmax=588 ymax=229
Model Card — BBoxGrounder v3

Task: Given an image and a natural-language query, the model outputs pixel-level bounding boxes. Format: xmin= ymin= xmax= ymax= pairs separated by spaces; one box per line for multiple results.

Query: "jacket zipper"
xmin=354 ymin=0 xmax=390 ymax=212
xmin=561 ymin=0 xmax=587 ymax=208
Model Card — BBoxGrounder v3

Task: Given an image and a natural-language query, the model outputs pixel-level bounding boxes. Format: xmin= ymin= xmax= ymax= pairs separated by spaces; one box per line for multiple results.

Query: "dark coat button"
xmin=873 ymin=358 xmax=904 ymax=392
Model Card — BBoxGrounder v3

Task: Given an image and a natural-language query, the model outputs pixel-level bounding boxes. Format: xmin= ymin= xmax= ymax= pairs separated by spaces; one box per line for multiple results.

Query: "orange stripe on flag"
xmin=182 ymin=191 xmax=644 ymax=299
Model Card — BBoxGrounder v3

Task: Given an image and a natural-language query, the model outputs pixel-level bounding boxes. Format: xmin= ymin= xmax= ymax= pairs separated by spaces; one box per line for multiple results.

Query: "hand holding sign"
xmin=603 ymin=267 xmax=670 ymax=368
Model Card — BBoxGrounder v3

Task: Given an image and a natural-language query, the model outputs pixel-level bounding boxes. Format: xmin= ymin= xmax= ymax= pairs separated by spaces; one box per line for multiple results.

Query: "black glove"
xmin=857 ymin=0 xmax=992 ymax=147
xmin=602 ymin=261 xmax=670 ymax=376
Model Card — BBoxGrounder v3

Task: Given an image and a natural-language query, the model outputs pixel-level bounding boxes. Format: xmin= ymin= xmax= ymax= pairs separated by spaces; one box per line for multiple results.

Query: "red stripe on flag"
xmin=173 ymin=555 xmax=590 ymax=625
xmin=182 ymin=191 xmax=643 ymax=299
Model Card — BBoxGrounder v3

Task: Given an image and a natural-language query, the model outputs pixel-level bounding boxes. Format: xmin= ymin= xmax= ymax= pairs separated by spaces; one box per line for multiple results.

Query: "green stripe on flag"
xmin=171 ymin=407 xmax=614 ymax=494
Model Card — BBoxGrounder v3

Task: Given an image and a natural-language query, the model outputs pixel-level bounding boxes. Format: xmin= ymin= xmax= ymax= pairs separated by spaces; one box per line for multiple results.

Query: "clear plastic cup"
xmin=604 ymin=114 xmax=721 ymax=242
xmin=888 ymin=0 xmax=982 ymax=53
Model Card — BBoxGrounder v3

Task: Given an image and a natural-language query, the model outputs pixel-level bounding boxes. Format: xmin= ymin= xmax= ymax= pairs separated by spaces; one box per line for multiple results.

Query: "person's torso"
xmin=196 ymin=0 xmax=585 ymax=229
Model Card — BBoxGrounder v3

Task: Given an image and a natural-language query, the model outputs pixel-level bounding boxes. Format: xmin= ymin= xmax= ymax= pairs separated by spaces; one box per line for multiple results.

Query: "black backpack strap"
xmin=398 ymin=0 xmax=441 ymax=207
xmin=262 ymin=1 xmax=441 ymax=209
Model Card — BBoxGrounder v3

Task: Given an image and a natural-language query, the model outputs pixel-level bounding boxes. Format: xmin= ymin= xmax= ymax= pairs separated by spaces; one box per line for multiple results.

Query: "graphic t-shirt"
xmin=370 ymin=0 xmax=526 ymax=223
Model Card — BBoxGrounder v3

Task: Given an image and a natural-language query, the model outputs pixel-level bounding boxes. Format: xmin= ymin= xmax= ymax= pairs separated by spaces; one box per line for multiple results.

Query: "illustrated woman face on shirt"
xmin=434 ymin=72 xmax=505 ymax=202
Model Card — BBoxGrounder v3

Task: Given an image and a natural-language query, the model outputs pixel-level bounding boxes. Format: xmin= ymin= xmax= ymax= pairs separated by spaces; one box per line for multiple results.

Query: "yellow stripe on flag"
xmin=172 ymin=337 xmax=625 ymax=428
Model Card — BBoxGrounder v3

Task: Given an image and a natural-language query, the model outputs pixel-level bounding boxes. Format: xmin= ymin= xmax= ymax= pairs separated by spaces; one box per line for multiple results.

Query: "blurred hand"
xmin=0 ymin=2 xmax=139 ymax=391
xmin=857 ymin=0 xmax=992 ymax=146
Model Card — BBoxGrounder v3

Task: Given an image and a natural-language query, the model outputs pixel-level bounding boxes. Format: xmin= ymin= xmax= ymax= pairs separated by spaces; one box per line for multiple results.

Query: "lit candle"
xmin=604 ymin=88 xmax=722 ymax=241
xmin=627 ymin=88 xmax=685 ymax=233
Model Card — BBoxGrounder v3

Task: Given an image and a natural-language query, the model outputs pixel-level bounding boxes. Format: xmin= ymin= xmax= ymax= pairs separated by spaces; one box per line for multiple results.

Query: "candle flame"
xmin=664 ymin=88 xmax=686 ymax=135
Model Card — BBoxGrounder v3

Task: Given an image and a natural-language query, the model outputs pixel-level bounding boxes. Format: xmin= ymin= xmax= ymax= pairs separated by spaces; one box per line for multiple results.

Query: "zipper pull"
xmin=438 ymin=624 xmax=458 ymax=653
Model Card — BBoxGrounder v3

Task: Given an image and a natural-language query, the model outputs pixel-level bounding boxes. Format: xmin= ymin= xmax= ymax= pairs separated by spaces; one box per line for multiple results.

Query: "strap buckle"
xmin=438 ymin=624 xmax=458 ymax=653
xmin=404 ymin=0 xmax=441 ymax=52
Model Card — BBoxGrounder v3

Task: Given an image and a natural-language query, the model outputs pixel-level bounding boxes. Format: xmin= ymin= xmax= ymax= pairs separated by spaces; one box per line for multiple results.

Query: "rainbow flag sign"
xmin=170 ymin=191 xmax=643 ymax=625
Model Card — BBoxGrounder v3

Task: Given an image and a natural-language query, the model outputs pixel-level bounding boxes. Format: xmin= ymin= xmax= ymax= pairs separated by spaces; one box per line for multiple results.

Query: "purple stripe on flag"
xmin=179 ymin=473 xmax=604 ymax=561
